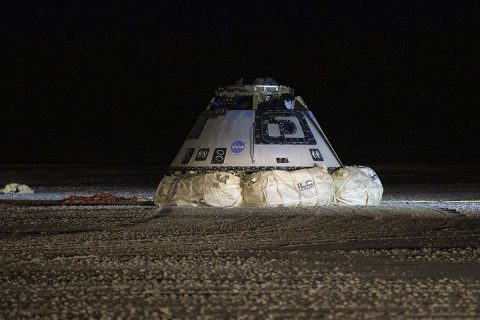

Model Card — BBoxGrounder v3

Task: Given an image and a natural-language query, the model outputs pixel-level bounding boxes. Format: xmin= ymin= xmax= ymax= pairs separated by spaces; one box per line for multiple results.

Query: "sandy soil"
xmin=1 ymin=164 xmax=480 ymax=318
xmin=1 ymin=204 xmax=480 ymax=319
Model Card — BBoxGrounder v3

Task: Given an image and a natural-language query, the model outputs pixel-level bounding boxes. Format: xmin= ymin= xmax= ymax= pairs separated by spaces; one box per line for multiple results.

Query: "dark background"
xmin=2 ymin=1 xmax=479 ymax=165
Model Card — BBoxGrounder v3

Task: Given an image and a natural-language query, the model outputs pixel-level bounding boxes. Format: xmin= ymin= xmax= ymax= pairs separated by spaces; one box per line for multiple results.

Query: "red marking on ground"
xmin=61 ymin=192 xmax=141 ymax=204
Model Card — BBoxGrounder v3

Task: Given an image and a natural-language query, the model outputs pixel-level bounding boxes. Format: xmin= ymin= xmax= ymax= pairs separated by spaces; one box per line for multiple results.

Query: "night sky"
xmin=2 ymin=1 xmax=479 ymax=164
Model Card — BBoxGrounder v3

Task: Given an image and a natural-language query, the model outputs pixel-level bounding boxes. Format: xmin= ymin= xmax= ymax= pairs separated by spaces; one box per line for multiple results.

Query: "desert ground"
xmin=1 ymin=164 xmax=480 ymax=319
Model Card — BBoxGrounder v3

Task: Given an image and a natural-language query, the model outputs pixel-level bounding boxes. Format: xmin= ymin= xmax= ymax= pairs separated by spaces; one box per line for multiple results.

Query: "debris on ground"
xmin=1 ymin=183 xmax=34 ymax=194
xmin=61 ymin=192 xmax=142 ymax=205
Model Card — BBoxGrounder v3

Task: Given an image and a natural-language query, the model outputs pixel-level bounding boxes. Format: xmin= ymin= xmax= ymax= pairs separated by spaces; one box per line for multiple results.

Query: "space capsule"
xmin=169 ymin=77 xmax=342 ymax=173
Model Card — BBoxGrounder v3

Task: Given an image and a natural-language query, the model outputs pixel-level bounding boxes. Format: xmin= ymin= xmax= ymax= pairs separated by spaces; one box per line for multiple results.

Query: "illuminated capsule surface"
xmin=169 ymin=78 xmax=342 ymax=173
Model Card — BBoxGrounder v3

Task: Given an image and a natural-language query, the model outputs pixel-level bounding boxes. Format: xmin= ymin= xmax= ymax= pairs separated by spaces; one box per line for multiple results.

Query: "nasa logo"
xmin=231 ymin=140 xmax=246 ymax=154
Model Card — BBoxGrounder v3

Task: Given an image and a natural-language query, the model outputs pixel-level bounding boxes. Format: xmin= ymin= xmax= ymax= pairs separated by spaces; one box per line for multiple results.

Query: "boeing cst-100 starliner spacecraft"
xmin=156 ymin=78 xmax=383 ymax=207
xmin=170 ymin=77 xmax=342 ymax=173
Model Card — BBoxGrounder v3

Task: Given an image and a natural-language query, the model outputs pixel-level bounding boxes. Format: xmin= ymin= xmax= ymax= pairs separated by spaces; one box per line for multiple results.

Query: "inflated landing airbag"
xmin=154 ymin=166 xmax=383 ymax=207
